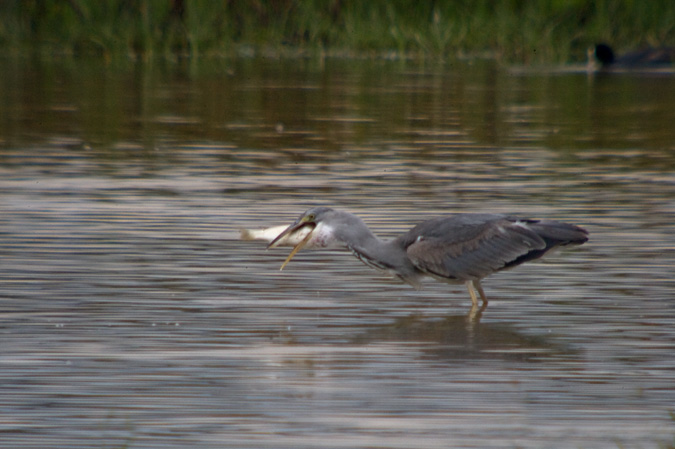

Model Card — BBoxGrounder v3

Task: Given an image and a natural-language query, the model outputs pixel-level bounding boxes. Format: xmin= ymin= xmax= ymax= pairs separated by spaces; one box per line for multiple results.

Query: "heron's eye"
xmin=306 ymin=214 xmax=315 ymax=221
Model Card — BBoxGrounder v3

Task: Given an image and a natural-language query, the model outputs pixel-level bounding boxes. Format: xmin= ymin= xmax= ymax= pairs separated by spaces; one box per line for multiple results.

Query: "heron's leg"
xmin=466 ymin=300 xmax=488 ymax=323
xmin=472 ymin=280 xmax=488 ymax=305
xmin=465 ymin=280 xmax=479 ymax=307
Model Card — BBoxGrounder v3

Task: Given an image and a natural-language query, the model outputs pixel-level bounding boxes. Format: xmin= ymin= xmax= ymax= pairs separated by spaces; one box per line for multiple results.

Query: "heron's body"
xmin=267 ymin=207 xmax=588 ymax=308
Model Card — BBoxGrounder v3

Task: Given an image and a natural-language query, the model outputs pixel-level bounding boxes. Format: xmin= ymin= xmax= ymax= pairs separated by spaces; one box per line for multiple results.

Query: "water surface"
xmin=1 ymin=57 xmax=674 ymax=448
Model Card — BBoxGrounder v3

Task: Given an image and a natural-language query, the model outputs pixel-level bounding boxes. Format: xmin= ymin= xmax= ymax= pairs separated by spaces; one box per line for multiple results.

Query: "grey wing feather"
xmin=405 ymin=217 xmax=547 ymax=281
xmin=524 ymin=220 xmax=589 ymax=246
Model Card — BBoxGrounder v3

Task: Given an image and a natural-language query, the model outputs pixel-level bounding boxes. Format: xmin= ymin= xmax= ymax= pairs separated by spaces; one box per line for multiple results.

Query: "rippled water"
xmin=1 ymin=57 xmax=674 ymax=448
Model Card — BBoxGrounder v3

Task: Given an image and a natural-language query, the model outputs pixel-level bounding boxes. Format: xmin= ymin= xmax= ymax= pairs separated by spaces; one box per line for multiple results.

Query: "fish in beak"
xmin=268 ymin=218 xmax=317 ymax=270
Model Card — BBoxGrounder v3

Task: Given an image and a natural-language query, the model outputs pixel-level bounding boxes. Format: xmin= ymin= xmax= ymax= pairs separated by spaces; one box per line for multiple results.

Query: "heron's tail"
xmin=528 ymin=220 xmax=589 ymax=247
xmin=500 ymin=220 xmax=588 ymax=270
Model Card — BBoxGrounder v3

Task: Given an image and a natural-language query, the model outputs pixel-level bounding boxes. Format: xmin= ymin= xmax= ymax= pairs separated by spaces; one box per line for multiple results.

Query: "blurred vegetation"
xmin=0 ymin=0 xmax=673 ymax=63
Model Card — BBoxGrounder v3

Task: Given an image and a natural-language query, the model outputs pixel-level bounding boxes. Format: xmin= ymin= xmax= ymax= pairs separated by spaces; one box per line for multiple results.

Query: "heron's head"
xmin=267 ymin=207 xmax=340 ymax=270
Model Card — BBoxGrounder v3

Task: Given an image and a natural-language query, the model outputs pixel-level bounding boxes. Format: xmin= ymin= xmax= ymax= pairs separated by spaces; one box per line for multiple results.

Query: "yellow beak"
xmin=268 ymin=219 xmax=316 ymax=270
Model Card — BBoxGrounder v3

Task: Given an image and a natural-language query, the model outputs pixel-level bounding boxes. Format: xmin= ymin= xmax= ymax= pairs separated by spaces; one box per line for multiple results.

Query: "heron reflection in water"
xmin=249 ymin=207 xmax=588 ymax=313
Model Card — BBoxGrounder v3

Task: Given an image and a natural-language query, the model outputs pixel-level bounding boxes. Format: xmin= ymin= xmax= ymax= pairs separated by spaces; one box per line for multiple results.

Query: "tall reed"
xmin=1 ymin=1 xmax=673 ymax=62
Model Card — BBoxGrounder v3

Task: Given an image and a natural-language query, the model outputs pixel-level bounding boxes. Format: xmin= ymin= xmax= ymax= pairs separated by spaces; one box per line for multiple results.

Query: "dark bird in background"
xmin=265 ymin=207 xmax=589 ymax=310
xmin=592 ymin=43 xmax=675 ymax=69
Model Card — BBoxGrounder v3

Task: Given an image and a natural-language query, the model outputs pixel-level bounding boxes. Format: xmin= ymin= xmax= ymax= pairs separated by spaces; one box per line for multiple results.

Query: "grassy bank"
xmin=1 ymin=0 xmax=674 ymax=63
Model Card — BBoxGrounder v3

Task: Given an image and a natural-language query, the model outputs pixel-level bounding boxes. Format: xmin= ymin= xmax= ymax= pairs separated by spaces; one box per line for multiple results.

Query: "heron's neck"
xmin=345 ymin=231 xmax=420 ymax=288
xmin=346 ymin=231 xmax=405 ymax=270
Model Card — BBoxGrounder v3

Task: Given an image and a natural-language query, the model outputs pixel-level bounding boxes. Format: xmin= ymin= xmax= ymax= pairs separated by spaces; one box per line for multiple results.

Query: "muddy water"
xmin=1 ymin=57 xmax=674 ymax=448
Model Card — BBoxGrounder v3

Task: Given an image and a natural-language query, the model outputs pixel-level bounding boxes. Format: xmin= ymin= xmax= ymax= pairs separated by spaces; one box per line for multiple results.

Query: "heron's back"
xmin=397 ymin=214 xmax=588 ymax=282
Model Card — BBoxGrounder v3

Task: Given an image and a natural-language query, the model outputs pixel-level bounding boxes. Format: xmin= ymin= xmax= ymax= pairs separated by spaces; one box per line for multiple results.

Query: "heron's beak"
xmin=267 ymin=219 xmax=316 ymax=270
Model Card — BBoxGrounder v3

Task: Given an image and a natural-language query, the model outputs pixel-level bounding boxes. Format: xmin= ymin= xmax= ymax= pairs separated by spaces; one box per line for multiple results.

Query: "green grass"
xmin=0 ymin=0 xmax=673 ymax=63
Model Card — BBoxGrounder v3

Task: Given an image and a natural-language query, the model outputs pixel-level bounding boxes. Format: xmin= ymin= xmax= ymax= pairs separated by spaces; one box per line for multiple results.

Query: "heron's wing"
xmin=404 ymin=216 xmax=547 ymax=281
